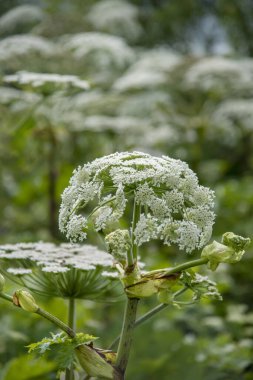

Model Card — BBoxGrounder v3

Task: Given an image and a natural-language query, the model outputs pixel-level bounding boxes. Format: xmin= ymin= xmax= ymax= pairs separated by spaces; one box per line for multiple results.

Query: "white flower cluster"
xmin=0 ymin=86 xmax=41 ymax=105
xmin=0 ymin=242 xmax=114 ymax=274
xmin=0 ymin=35 xmax=55 ymax=62
xmin=59 ymin=151 xmax=215 ymax=253
xmin=181 ymin=272 xmax=222 ymax=301
xmin=60 ymin=32 xmax=135 ymax=70
xmin=0 ymin=5 xmax=44 ymax=35
xmin=210 ymin=99 xmax=253 ymax=146
xmin=87 ymin=0 xmax=142 ymax=42
xmin=113 ymin=49 xmax=182 ymax=92
xmin=4 ymin=71 xmax=89 ymax=92
xmin=184 ymin=57 xmax=253 ymax=94
xmin=0 ymin=242 xmax=117 ymax=299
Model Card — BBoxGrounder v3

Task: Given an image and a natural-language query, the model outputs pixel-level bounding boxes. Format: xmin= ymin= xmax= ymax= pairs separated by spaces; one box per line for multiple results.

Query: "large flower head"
xmin=0 ymin=242 xmax=117 ymax=299
xmin=59 ymin=152 xmax=215 ymax=254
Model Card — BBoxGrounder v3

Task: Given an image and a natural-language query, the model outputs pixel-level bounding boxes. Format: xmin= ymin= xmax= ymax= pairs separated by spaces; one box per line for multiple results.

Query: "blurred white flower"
xmin=0 ymin=34 xmax=55 ymax=62
xmin=211 ymin=99 xmax=253 ymax=146
xmin=113 ymin=49 xmax=182 ymax=91
xmin=0 ymin=86 xmax=41 ymax=105
xmin=60 ymin=32 xmax=135 ymax=70
xmin=184 ymin=56 xmax=253 ymax=94
xmin=0 ymin=5 xmax=44 ymax=36
xmin=87 ymin=0 xmax=142 ymax=42
xmin=4 ymin=71 xmax=89 ymax=92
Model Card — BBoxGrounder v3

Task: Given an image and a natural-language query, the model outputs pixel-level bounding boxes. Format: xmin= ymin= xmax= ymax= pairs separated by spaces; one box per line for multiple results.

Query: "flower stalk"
xmin=66 ymin=298 xmax=76 ymax=380
xmin=0 ymin=290 xmax=75 ymax=338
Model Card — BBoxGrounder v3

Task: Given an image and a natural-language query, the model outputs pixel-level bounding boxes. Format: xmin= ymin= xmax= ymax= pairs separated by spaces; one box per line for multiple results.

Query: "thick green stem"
xmin=109 ymin=288 xmax=187 ymax=350
xmin=148 ymin=258 xmax=209 ymax=276
xmin=0 ymin=292 xmax=13 ymax=302
xmin=66 ymin=298 xmax=76 ymax=380
xmin=115 ymin=298 xmax=139 ymax=379
xmin=68 ymin=298 xmax=76 ymax=331
xmin=113 ymin=198 xmax=142 ymax=377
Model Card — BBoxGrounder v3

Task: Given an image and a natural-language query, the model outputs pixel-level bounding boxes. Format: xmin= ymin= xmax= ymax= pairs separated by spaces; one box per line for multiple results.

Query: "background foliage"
xmin=0 ymin=0 xmax=253 ymax=379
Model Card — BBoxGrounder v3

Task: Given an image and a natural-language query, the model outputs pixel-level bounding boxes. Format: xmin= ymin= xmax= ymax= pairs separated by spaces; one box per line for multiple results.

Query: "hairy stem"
xmin=115 ymin=298 xmax=139 ymax=379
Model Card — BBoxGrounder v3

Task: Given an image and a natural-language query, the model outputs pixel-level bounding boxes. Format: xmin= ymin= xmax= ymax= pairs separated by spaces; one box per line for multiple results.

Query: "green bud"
xmin=222 ymin=232 xmax=251 ymax=252
xmin=76 ymin=344 xmax=116 ymax=379
xmin=0 ymin=273 xmax=5 ymax=292
xmin=13 ymin=290 xmax=38 ymax=313
xmin=105 ymin=229 xmax=131 ymax=264
xmin=201 ymin=234 xmax=249 ymax=271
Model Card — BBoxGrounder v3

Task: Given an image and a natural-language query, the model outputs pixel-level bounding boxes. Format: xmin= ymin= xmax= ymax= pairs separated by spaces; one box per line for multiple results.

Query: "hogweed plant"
xmin=0 ymin=151 xmax=251 ymax=380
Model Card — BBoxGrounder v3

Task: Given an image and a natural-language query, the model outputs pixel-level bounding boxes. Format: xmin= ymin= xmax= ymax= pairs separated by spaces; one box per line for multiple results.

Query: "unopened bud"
xmin=13 ymin=290 xmax=38 ymax=312
xmin=0 ymin=273 xmax=5 ymax=292
xmin=222 ymin=232 xmax=251 ymax=252
xmin=105 ymin=229 xmax=131 ymax=264
xmin=201 ymin=232 xmax=250 ymax=271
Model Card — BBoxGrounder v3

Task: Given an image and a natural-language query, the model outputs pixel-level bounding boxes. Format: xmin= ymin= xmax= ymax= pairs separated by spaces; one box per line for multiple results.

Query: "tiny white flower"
xmin=134 ymin=214 xmax=159 ymax=246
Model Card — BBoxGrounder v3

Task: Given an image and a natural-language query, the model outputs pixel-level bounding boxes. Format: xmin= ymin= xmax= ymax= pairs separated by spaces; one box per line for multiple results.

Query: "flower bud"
xmin=76 ymin=344 xmax=115 ymax=379
xmin=0 ymin=273 xmax=5 ymax=292
xmin=201 ymin=235 xmax=249 ymax=271
xmin=105 ymin=229 xmax=131 ymax=264
xmin=13 ymin=290 xmax=38 ymax=313
xmin=222 ymin=232 xmax=251 ymax=252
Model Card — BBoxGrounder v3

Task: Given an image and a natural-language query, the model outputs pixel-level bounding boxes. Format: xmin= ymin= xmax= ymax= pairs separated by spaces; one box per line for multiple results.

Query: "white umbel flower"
xmin=0 ymin=5 xmax=44 ymax=36
xmin=60 ymin=32 xmax=134 ymax=70
xmin=0 ymin=242 xmax=117 ymax=299
xmin=0 ymin=35 xmax=55 ymax=62
xmin=86 ymin=0 xmax=142 ymax=42
xmin=60 ymin=151 xmax=215 ymax=253
xmin=4 ymin=71 xmax=89 ymax=92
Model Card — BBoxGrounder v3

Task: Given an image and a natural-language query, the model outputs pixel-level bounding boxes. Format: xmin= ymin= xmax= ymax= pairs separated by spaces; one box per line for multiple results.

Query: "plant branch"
xmin=0 ymin=292 xmax=13 ymax=302
xmin=147 ymin=257 xmax=209 ymax=276
xmin=36 ymin=308 xmax=76 ymax=338
xmin=0 ymin=291 xmax=75 ymax=338
xmin=66 ymin=298 xmax=76 ymax=380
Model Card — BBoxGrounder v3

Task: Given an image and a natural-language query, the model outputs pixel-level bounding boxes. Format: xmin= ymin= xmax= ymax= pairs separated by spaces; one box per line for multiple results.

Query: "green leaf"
xmin=27 ymin=332 xmax=98 ymax=370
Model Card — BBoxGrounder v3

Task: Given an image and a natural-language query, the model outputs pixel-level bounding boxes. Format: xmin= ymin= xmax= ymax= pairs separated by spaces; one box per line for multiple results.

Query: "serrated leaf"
xmin=27 ymin=332 xmax=98 ymax=370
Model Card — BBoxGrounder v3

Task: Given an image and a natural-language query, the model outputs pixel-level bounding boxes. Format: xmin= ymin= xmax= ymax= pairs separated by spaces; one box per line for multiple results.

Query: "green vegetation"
xmin=0 ymin=1 xmax=253 ymax=379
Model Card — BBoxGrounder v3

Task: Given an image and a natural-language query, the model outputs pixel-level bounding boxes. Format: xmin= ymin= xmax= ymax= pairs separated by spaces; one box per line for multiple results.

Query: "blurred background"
xmin=0 ymin=0 xmax=253 ymax=379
